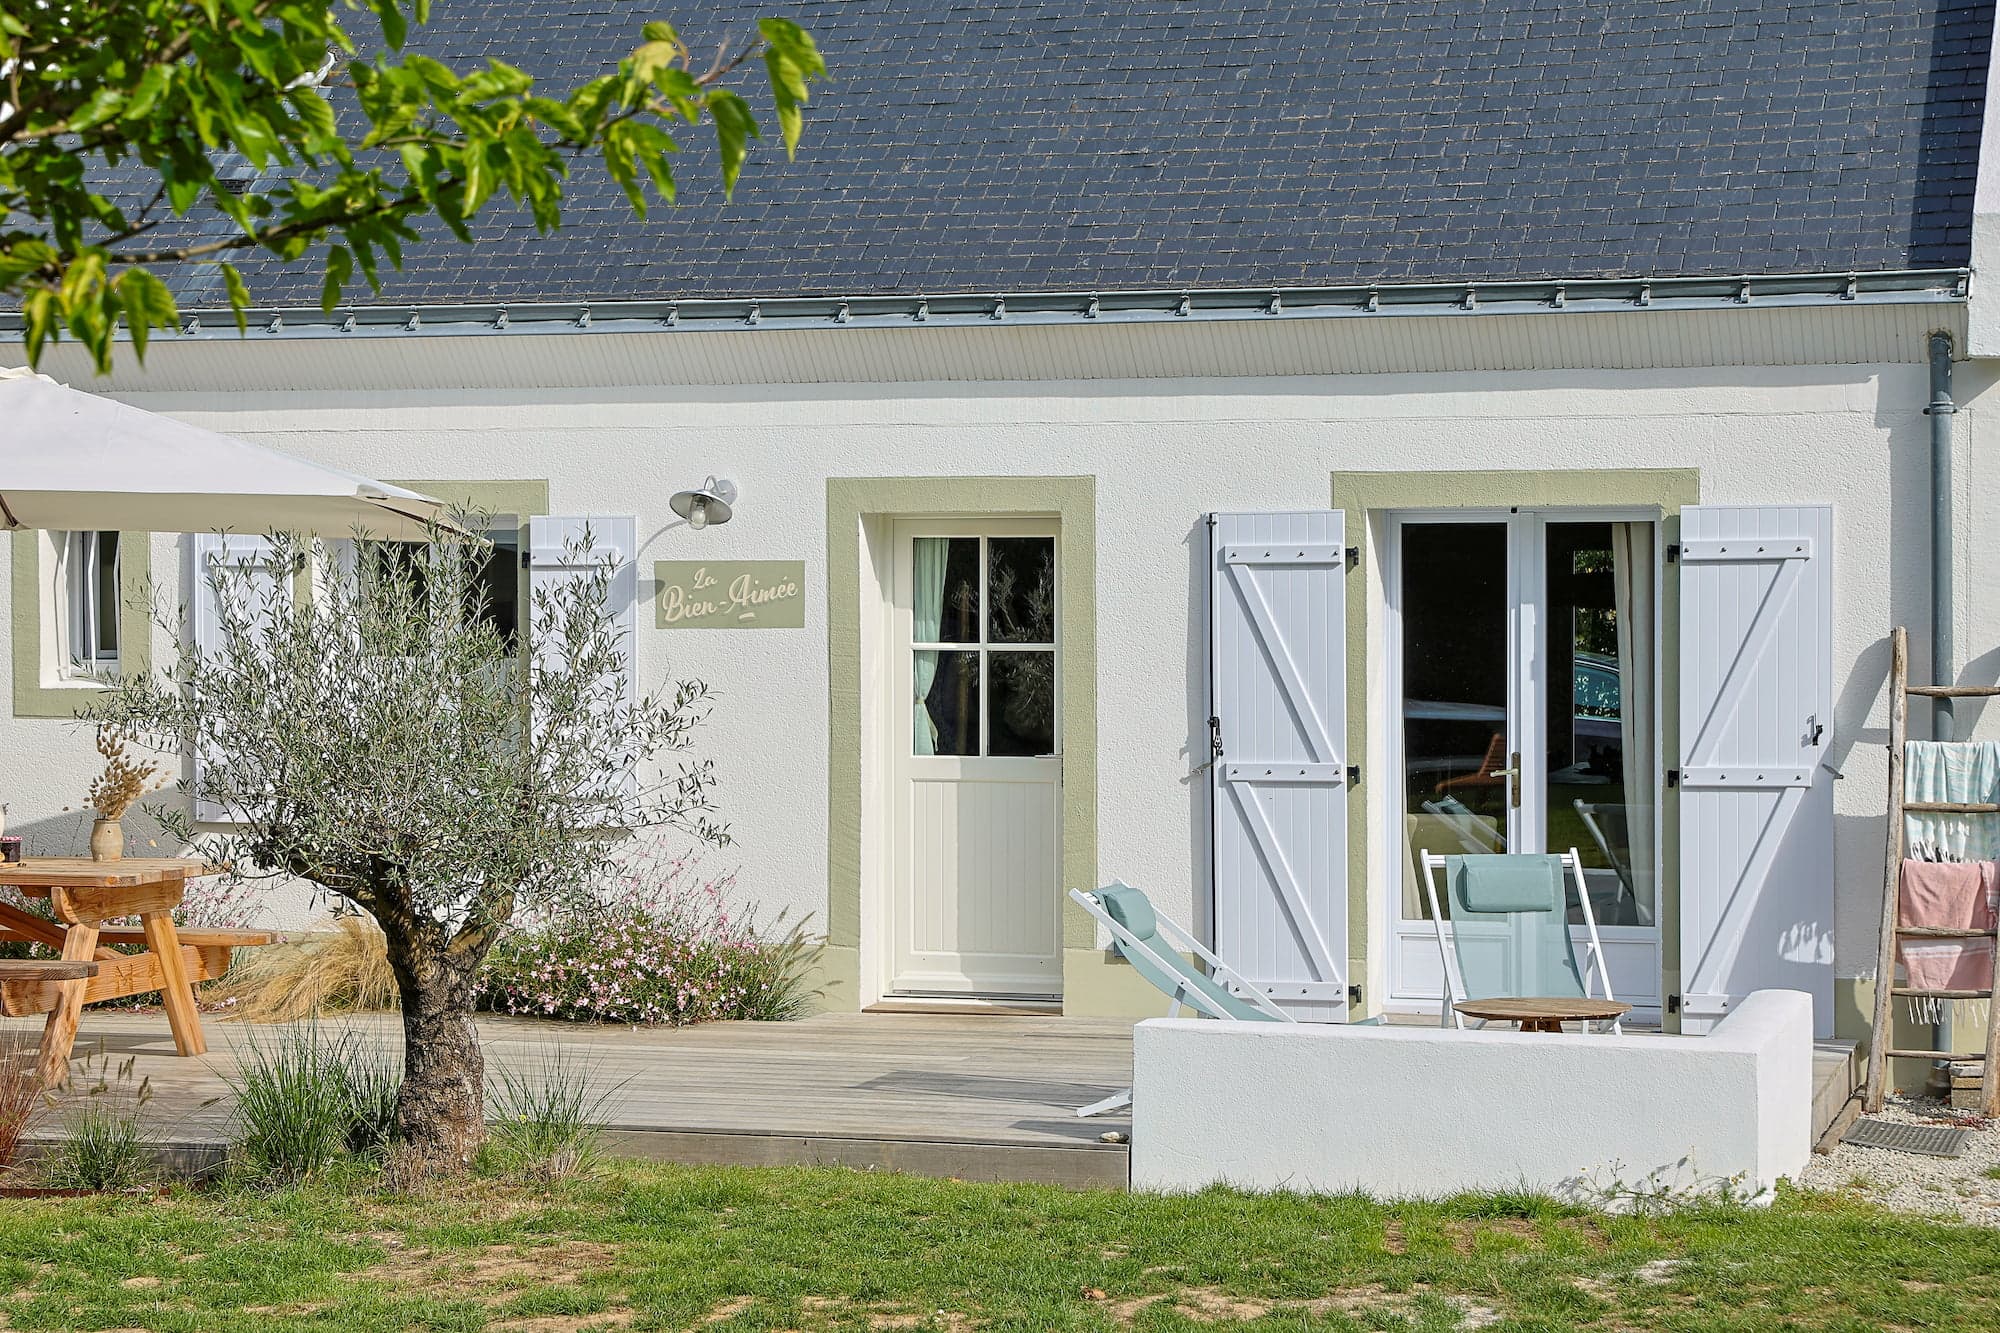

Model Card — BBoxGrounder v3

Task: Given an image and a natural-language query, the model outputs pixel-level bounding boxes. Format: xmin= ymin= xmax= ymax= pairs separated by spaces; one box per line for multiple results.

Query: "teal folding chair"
xmin=1418 ymin=850 xmax=1620 ymax=1033
xmin=1067 ymin=883 xmax=1295 ymax=1117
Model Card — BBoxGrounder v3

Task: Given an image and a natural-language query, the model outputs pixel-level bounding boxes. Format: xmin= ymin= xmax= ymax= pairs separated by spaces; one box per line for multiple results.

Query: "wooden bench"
xmin=0 ymin=959 xmax=99 ymax=1018
xmin=0 ymin=926 xmax=278 ymax=1018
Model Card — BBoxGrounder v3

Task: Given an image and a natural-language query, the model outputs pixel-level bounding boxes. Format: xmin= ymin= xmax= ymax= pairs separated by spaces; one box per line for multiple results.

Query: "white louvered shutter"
xmin=1676 ymin=504 xmax=1835 ymax=1034
xmin=190 ymin=533 xmax=292 ymax=823
xmin=527 ymin=516 xmax=639 ymax=801
xmin=1209 ymin=511 xmax=1351 ymax=1020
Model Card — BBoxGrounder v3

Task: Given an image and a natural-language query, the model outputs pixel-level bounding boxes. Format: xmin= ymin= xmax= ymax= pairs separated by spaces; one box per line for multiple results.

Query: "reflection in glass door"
xmin=1391 ymin=513 xmax=1661 ymax=1012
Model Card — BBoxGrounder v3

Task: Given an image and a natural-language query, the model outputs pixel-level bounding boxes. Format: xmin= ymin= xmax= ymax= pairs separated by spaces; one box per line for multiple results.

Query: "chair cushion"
xmin=1097 ymin=885 xmax=1159 ymax=941
xmin=1447 ymin=854 xmax=1564 ymax=914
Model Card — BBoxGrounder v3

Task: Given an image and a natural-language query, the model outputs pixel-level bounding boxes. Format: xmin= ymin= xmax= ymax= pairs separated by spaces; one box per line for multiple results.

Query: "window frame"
xmin=906 ymin=527 xmax=1061 ymax=759
xmin=10 ymin=528 xmax=152 ymax=718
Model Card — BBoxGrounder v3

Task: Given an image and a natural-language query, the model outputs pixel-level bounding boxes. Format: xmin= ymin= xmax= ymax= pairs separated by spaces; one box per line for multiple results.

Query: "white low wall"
xmin=1131 ymin=989 xmax=1814 ymax=1200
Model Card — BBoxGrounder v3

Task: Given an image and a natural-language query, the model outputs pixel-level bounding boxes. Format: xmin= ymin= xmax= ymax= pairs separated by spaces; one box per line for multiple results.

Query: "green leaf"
xmin=21 ymin=288 xmax=56 ymax=369
xmin=220 ymin=262 xmax=251 ymax=334
xmin=372 ymin=0 xmax=408 ymax=49
xmin=320 ymin=244 xmax=353 ymax=314
xmin=116 ymin=268 xmax=177 ymax=361
xmin=758 ymin=18 xmax=826 ymax=159
xmin=705 ymin=88 xmax=758 ymax=199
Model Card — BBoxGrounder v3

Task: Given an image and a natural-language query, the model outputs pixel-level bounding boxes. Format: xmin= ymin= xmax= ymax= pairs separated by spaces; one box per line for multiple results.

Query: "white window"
xmin=53 ymin=530 xmax=120 ymax=679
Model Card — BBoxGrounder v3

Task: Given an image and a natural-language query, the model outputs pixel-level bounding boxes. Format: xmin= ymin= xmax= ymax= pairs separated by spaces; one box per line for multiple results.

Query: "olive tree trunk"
xmin=384 ymin=931 xmax=487 ymax=1181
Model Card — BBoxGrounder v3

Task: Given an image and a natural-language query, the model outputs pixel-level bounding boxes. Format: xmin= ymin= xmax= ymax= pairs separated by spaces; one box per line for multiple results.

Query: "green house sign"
xmin=654 ymin=560 xmax=807 ymax=629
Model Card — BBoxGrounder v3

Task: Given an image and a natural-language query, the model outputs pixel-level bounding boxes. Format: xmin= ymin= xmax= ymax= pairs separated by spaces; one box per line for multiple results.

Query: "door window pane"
xmin=915 ymin=649 xmax=980 ymax=755
xmin=1400 ymin=522 xmax=1510 ymax=920
xmin=988 ymin=650 xmax=1056 ymax=755
xmin=913 ymin=537 xmax=981 ymax=644
xmin=1545 ymin=522 xmax=1656 ymax=928
xmin=988 ymin=537 xmax=1055 ymax=643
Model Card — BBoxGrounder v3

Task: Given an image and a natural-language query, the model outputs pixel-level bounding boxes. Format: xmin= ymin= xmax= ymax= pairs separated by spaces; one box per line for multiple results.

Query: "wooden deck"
xmin=33 ymin=1011 xmax=1137 ymax=1188
xmin=25 ymin=1011 xmax=1861 ymax=1191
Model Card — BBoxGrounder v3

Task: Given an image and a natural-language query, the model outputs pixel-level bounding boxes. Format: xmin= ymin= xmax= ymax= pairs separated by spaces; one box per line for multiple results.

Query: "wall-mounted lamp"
xmin=670 ymin=476 xmax=738 ymax=531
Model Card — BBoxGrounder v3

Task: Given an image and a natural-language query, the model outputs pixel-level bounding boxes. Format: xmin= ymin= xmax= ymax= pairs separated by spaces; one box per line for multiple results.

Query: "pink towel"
xmin=1898 ymin=860 xmax=2000 ymax=991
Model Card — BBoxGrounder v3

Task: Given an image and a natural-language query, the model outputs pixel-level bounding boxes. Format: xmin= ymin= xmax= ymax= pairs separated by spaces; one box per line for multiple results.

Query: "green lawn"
xmin=0 ymin=1163 xmax=1996 ymax=1331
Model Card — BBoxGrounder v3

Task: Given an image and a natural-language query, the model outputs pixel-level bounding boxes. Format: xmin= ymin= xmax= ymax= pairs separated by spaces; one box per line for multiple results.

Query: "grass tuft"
xmin=212 ymin=915 xmax=399 ymax=1022
xmin=230 ymin=1023 xmax=400 ymax=1183
xmin=483 ymin=1044 xmax=619 ymax=1182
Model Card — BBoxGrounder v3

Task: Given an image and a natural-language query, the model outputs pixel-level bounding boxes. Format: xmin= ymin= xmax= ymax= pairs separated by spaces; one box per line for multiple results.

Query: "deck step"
xmin=1884 ymin=1048 xmax=1988 ymax=1062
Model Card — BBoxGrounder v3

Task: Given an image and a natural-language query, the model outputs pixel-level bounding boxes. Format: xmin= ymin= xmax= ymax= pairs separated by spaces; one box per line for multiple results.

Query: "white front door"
xmin=1387 ymin=512 xmax=1664 ymax=1015
xmin=888 ymin=519 xmax=1062 ymax=999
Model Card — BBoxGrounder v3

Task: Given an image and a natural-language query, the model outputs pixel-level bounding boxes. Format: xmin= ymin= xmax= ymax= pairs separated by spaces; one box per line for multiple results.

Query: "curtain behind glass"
xmin=1611 ymin=523 xmax=1656 ymax=924
xmin=911 ymin=538 xmax=947 ymax=755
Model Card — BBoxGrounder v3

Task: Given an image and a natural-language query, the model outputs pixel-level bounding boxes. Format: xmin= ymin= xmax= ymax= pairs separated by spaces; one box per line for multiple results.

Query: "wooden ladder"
xmin=1865 ymin=626 xmax=2000 ymax=1114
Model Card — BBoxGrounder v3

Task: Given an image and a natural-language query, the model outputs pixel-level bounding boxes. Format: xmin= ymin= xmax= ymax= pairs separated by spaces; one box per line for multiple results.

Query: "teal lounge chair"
xmin=1418 ymin=850 xmax=1621 ymax=1033
xmin=1068 ymin=883 xmax=1295 ymax=1117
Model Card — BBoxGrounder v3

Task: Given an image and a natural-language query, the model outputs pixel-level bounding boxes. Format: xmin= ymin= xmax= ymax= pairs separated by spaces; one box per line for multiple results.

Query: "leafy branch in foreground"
xmin=1 ymin=2 xmax=825 ymax=370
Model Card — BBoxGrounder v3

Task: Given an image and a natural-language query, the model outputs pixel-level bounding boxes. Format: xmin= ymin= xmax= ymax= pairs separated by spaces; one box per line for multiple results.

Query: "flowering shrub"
xmin=475 ymin=851 xmax=818 ymax=1026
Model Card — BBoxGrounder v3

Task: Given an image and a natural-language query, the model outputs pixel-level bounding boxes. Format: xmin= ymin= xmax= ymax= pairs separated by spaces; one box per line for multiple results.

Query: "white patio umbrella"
xmin=0 ymin=366 xmax=460 ymax=540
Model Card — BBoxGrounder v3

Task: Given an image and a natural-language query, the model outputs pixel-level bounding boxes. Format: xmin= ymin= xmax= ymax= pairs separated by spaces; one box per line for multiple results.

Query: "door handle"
xmin=1486 ymin=751 xmax=1523 ymax=808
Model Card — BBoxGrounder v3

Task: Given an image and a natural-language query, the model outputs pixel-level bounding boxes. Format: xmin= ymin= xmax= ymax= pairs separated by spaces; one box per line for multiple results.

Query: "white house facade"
xmin=5 ymin=1 xmax=1998 ymax=1046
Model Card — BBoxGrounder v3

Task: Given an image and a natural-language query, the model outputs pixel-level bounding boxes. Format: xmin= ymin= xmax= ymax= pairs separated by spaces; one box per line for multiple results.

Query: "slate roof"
xmin=192 ymin=1 xmax=1996 ymax=306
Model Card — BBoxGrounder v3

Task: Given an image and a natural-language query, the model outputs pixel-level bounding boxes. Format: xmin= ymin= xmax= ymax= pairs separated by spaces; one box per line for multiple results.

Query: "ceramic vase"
xmin=88 ymin=818 xmax=122 ymax=862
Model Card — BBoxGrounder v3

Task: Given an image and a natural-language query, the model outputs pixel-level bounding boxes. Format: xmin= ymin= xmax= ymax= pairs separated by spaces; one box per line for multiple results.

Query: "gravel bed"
xmin=1799 ymin=1096 xmax=2000 ymax=1225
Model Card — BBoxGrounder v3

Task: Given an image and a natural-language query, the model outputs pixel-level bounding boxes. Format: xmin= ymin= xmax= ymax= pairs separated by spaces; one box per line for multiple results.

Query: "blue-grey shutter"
xmin=1209 ymin=511 xmax=1351 ymax=1020
xmin=189 ymin=533 xmax=290 ymax=824
xmin=527 ymin=516 xmax=639 ymax=801
xmin=1676 ymin=505 xmax=1835 ymax=1034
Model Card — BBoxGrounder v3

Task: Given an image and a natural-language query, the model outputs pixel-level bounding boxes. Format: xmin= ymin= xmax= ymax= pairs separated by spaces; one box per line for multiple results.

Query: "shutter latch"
xmin=1666 ymin=768 xmax=1681 ymax=788
xmin=1189 ymin=717 xmax=1224 ymax=778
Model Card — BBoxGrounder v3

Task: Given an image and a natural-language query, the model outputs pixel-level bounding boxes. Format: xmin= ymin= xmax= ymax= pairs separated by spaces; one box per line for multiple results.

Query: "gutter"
xmin=0 ymin=268 xmax=1968 ymax=345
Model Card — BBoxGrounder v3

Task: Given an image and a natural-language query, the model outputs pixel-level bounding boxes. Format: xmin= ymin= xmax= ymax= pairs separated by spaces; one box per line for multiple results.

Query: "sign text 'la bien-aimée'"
xmin=654 ymin=561 xmax=807 ymax=629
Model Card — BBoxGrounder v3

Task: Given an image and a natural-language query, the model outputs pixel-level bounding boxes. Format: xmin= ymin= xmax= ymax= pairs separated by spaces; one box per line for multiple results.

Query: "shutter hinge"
xmin=1665 ymin=543 xmax=1681 ymax=563
xmin=1666 ymin=768 xmax=1681 ymax=788
xmin=1346 ymin=764 xmax=1361 ymax=786
xmin=520 ymin=548 xmax=531 ymax=569
xmin=1347 ymin=983 xmax=1362 ymax=1006
xmin=1345 ymin=545 xmax=1360 ymax=570
xmin=1666 ymin=994 xmax=1682 ymax=1014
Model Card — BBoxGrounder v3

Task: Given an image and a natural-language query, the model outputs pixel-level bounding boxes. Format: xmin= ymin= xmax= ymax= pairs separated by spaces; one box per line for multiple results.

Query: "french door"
xmin=1386 ymin=511 xmax=1663 ymax=1014
xmin=887 ymin=518 xmax=1063 ymax=999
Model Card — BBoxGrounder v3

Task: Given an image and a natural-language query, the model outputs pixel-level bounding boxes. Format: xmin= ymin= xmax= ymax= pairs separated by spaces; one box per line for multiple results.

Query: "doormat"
xmin=1842 ymin=1118 xmax=1971 ymax=1158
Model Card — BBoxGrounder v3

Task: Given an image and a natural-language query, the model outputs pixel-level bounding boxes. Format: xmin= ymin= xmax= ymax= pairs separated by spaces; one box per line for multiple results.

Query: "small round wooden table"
xmin=1452 ymin=996 xmax=1632 ymax=1033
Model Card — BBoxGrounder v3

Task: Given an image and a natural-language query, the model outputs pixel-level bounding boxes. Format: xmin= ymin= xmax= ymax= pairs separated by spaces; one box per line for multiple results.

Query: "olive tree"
xmin=96 ymin=524 xmax=723 ymax=1178
xmin=1 ymin=2 xmax=823 ymax=371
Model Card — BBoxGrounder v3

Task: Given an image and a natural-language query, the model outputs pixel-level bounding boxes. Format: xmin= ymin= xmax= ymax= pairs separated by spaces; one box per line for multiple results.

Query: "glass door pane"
xmin=1399 ymin=521 xmax=1511 ymax=920
xmin=1543 ymin=522 xmax=1657 ymax=928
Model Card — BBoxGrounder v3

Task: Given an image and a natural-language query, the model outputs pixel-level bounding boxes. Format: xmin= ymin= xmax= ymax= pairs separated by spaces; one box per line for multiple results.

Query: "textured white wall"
xmin=3 ymin=344 xmax=1994 ymax=975
xmin=1131 ymin=989 xmax=1815 ymax=1197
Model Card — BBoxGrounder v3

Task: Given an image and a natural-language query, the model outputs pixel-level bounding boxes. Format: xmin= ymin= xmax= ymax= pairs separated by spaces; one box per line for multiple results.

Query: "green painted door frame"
xmin=825 ymin=476 xmax=1099 ymax=1013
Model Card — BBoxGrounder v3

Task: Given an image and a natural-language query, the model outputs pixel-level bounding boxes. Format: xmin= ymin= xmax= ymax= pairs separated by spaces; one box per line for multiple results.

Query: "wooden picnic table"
xmin=0 ymin=857 xmax=274 ymax=1084
xmin=1452 ymin=996 xmax=1632 ymax=1034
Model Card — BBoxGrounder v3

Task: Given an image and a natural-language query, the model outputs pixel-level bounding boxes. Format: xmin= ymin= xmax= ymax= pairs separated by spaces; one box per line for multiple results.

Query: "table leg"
xmin=37 ymin=920 xmax=101 ymax=1086
xmin=139 ymin=909 xmax=206 ymax=1058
